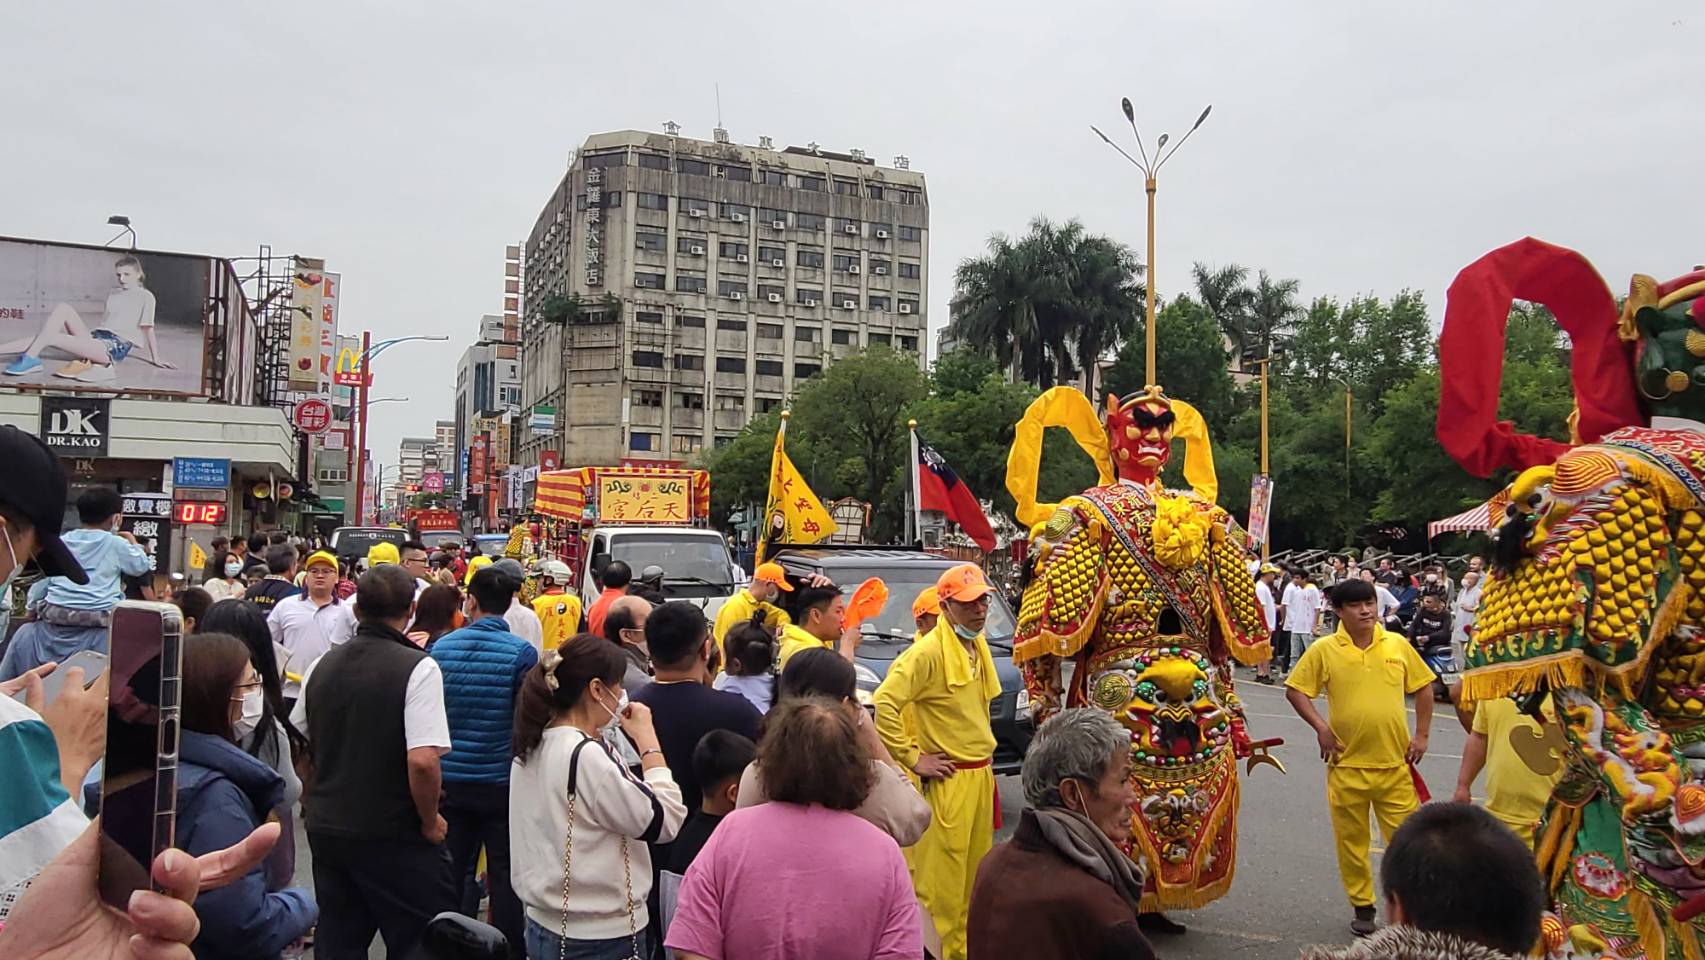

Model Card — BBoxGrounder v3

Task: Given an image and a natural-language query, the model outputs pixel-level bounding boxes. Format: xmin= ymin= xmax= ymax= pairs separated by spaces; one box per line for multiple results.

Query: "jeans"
xmin=443 ymin=780 xmax=524 ymax=956
xmin=523 ymin=919 xmax=648 ymax=960
xmin=1289 ymin=631 xmax=1313 ymax=667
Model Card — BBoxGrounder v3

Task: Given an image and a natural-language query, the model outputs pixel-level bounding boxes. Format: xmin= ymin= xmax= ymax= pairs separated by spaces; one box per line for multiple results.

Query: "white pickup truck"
xmin=579 ymin=525 xmax=745 ymax=620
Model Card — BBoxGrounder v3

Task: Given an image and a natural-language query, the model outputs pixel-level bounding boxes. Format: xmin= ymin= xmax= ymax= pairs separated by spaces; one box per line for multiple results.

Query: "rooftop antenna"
xmin=712 ymin=82 xmax=730 ymax=144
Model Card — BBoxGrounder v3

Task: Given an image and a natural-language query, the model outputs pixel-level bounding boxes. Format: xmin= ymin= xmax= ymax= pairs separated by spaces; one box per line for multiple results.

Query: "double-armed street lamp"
xmin=348 ymin=333 xmax=448 ymax=524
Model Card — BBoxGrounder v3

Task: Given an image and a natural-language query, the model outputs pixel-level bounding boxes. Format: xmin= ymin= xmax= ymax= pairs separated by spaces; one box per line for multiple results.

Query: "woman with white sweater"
xmin=510 ymin=632 xmax=687 ymax=960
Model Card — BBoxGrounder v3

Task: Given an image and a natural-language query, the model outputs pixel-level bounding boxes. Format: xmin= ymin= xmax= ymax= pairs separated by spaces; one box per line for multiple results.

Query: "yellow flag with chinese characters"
xmin=758 ymin=417 xmax=836 ymax=558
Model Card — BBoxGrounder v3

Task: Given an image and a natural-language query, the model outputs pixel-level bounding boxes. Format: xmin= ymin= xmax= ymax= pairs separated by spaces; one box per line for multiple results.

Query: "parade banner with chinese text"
xmin=598 ymin=472 xmax=691 ymax=523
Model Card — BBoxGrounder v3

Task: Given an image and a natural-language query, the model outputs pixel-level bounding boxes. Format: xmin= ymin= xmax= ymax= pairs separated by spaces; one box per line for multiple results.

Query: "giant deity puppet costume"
xmin=1006 ymin=380 xmax=1281 ymax=910
xmin=1441 ymin=237 xmax=1705 ymax=960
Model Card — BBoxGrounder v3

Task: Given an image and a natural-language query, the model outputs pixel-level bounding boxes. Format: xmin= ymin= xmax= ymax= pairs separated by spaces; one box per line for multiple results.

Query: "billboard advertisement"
xmin=0 ymin=240 xmax=210 ymax=394
xmin=317 ymin=272 xmax=340 ymax=394
xmin=288 ymin=258 xmax=324 ymax=392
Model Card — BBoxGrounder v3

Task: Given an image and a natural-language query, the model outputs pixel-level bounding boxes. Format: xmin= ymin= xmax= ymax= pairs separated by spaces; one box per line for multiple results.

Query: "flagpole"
xmin=908 ymin=419 xmax=923 ymax=547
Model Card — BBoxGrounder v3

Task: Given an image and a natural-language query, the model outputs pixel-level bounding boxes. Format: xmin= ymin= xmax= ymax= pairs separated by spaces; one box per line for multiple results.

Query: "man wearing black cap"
xmin=0 ymin=426 xmax=99 ymax=682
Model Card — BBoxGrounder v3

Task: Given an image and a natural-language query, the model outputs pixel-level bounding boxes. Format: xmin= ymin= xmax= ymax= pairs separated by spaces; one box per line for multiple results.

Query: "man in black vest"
xmin=293 ymin=563 xmax=456 ymax=959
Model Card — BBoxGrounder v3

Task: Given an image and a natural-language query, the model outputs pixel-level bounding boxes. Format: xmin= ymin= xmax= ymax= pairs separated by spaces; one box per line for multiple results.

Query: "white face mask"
xmin=233 ymin=688 xmax=265 ymax=739
xmin=596 ymin=684 xmax=629 ymax=735
xmin=224 ymin=561 xmax=244 ymax=578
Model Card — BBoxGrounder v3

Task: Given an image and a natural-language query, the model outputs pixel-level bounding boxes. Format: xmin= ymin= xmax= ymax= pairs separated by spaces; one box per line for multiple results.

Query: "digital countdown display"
xmin=174 ymin=502 xmax=227 ymax=525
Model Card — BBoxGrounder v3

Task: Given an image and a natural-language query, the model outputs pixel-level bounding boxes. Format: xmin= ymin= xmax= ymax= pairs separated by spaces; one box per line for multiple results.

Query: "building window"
xmin=832 ymin=328 xmax=856 ymax=345
xmin=716 ymin=317 xmax=747 ymax=332
xmin=831 ymin=253 xmax=860 ymax=272
xmin=795 ymin=362 xmax=822 ymax=379
xmin=673 ymin=353 xmax=704 ymax=371
xmin=635 ymin=272 xmax=666 ymax=290
xmin=676 ymin=391 xmax=705 ymax=409
xmin=795 ymin=287 xmax=822 ymax=305
xmin=763 ymin=170 xmax=786 ymax=186
xmin=797 ymin=174 xmax=826 ymax=192
xmin=759 ymin=208 xmax=788 ymax=226
xmin=637 ymin=153 xmax=670 ymax=170
xmin=796 ymin=212 xmax=826 ymax=231
xmin=837 ymin=219 xmax=861 ymax=237
xmin=834 ymin=293 xmax=860 ymax=309
xmin=899 ymin=335 xmax=918 ymax=352
xmin=757 ymin=245 xmax=786 ymax=263
xmin=757 ymin=284 xmax=786 ymax=302
xmin=637 ymin=192 xmax=670 ymax=210
xmin=870 ymin=222 xmax=893 ymax=239
xmin=868 ymin=295 xmax=891 ymax=312
xmin=757 ymin=396 xmax=782 ymax=413
xmin=676 ymin=158 xmax=710 ymax=176
xmin=718 ymin=202 xmax=750 ymax=221
xmin=755 ymin=359 xmax=784 ymax=377
xmin=796 ymin=248 xmax=825 ymax=269
xmin=720 ymin=164 xmax=752 ymax=182
xmin=680 ymin=197 xmax=711 ymax=216
xmin=677 ymin=236 xmax=708 ymax=255
xmin=714 ymin=434 xmax=736 ymax=448
xmin=869 ymin=333 xmax=891 ymax=347
xmin=605 ymin=191 xmax=623 ymax=208
xmin=635 ymin=232 xmax=667 ymax=252
xmin=794 ymin=325 xmax=820 ymax=343
xmin=896 ymin=189 xmax=922 ymax=205
xmin=718 ymin=241 xmax=749 ymax=259
xmin=899 ymin=298 xmax=920 ymax=314
xmin=899 ymin=262 xmax=921 ymax=279
xmin=585 ymin=151 xmax=627 ymax=169
xmin=636 ymin=310 xmax=664 ymax=324
xmin=317 ymin=467 xmax=349 ymax=484
xmin=756 ymin=322 xmax=783 ymax=339
xmin=866 ymin=184 xmax=885 ymax=200
xmin=633 ymin=389 xmax=663 ymax=407
xmin=716 ymin=357 xmax=746 ymax=374
xmin=671 ymin=435 xmax=703 ymax=454
xmin=715 ymin=394 xmax=745 ymax=411
xmin=675 ymin=314 xmax=705 ymax=328
xmin=633 ymin=350 xmax=664 ymax=368
xmin=833 ymin=177 xmax=859 ymax=196
xmin=869 ymin=257 xmax=891 ymax=274
xmin=630 ymin=432 xmax=658 ymax=451
xmin=717 ymin=279 xmax=748 ymax=298
xmin=898 ymin=225 xmax=922 ymax=241
xmin=676 ymin=275 xmax=708 ymax=294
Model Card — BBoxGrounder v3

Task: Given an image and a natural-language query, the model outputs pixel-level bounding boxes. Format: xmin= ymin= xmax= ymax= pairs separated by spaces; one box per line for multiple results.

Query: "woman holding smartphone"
xmin=87 ymin=632 xmax=317 ymax=959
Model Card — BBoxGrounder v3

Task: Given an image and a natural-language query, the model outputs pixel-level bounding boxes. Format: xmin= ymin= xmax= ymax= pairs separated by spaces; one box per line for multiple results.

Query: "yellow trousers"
xmin=911 ymin=765 xmax=994 ymax=960
xmin=1326 ymin=764 xmax=1419 ymax=908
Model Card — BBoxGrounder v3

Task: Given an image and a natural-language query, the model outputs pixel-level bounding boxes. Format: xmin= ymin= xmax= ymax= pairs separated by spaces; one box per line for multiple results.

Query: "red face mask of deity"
xmin=1105 ymin=389 xmax=1176 ymax=485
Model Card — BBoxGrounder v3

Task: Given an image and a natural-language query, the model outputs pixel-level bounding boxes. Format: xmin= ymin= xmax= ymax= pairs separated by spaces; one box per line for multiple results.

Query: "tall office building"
xmin=518 ymin=128 xmax=928 ymax=468
xmin=397 ymin=436 xmax=437 ymax=490
xmin=434 ymin=420 xmax=457 ymax=474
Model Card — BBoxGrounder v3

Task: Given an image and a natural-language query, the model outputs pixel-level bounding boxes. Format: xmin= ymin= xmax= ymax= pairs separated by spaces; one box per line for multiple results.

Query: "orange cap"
xmin=911 ymin=587 xmax=941 ymax=619
xmin=936 ymin=563 xmax=992 ymax=603
xmin=753 ymin=562 xmax=793 ymax=592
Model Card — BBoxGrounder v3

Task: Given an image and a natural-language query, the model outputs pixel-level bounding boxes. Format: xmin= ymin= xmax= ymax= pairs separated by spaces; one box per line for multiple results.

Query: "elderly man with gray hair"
xmin=965 ymin=709 xmax=1155 ymax=960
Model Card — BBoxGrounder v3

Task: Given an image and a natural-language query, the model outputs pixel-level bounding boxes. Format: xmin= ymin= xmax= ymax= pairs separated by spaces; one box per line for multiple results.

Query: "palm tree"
xmin=1191 ymin=262 xmax=1255 ymax=358
xmin=947 ymin=233 xmax=1047 ymax=385
xmin=1246 ymin=271 xmax=1301 ymax=365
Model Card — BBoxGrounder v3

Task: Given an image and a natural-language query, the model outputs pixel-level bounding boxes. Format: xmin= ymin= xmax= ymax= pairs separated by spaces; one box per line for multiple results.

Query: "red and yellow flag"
xmin=757 ymin=414 xmax=836 ymax=559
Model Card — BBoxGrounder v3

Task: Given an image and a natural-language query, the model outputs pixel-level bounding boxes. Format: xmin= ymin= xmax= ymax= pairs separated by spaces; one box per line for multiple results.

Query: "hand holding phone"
xmin=97 ymin=601 xmax=183 ymax=910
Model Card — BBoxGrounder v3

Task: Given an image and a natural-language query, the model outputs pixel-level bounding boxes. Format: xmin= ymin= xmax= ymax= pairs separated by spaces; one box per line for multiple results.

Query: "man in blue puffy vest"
xmin=430 ymin=564 xmax=538 ymax=953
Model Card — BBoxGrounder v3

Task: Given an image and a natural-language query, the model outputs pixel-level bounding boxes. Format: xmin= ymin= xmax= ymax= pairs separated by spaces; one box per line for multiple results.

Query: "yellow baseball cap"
xmin=753 ymin=562 xmax=793 ymax=592
xmin=911 ymin=586 xmax=941 ymax=619
xmin=304 ymin=550 xmax=338 ymax=572
xmin=367 ymin=542 xmax=400 ymax=566
xmin=936 ymin=563 xmax=993 ymax=603
xmin=464 ymin=554 xmax=493 ymax=585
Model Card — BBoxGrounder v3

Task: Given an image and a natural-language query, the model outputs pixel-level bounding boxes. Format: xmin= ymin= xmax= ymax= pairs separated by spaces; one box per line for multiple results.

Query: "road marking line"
xmin=1185 ymin=925 xmax=1288 ymax=944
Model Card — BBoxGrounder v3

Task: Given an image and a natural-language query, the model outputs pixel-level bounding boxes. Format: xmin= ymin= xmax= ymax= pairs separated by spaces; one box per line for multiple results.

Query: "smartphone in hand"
xmin=95 ymin=601 xmax=183 ymax=910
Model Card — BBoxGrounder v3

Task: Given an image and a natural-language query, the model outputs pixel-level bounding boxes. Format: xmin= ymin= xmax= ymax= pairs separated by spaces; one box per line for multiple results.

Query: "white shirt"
xmin=1255 ymin=580 xmax=1278 ymax=631
xmin=1281 ymin=583 xmax=1321 ymax=633
xmin=505 ymin=599 xmax=544 ymax=653
xmin=99 ymin=286 xmax=156 ymax=345
xmin=268 ymin=593 xmax=357 ymax=697
xmin=1375 ymin=585 xmax=1401 ymax=619
xmin=509 ymin=727 xmax=686 ymax=938
xmin=289 ymin=654 xmax=451 ymax=754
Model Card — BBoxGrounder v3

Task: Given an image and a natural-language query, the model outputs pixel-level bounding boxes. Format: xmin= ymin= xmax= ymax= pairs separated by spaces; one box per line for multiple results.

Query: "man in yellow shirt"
xmin=1452 ymin=696 xmax=1561 ymax=846
xmin=912 ymin=586 xmax=940 ymax=637
xmin=530 ymin=559 xmax=581 ymax=650
xmin=874 ymin=564 xmax=1001 ymax=960
xmin=712 ymin=561 xmax=792 ymax=655
xmin=776 ymin=580 xmax=861 ymax=667
xmin=1285 ymin=577 xmax=1436 ymax=937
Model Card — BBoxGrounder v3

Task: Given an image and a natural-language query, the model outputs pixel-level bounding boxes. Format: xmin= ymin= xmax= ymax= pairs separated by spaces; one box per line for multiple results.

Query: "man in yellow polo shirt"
xmin=874 ymin=564 xmax=1001 ymax=960
xmin=912 ymin=586 xmax=940 ymax=638
xmin=1452 ymin=696 xmax=1561 ymax=846
xmin=713 ymin=561 xmax=793 ymax=655
xmin=530 ymin=559 xmax=581 ymax=649
xmin=776 ymin=580 xmax=860 ymax=667
xmin=1286 ymin=577 xmax=1436 ymax=938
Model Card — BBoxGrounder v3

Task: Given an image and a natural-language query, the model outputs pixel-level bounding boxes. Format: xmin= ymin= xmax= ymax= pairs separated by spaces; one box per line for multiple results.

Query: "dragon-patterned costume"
xmin=1006 ymin=385 xmax=1273 ymax=910
xmin=1440 ymin=238 xmax=1705 ymax=960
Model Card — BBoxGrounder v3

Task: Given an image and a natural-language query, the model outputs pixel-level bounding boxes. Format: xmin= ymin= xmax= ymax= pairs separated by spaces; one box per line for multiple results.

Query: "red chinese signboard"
xmin=293 ymin=398 xmax=332 ymax=434
xmin=540 ymin=449 xmax=560 ymax=472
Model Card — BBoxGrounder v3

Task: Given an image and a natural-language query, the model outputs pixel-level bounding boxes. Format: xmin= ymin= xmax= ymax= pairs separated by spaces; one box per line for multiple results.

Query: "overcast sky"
xmin=4 ymin=1 xmax=1696 ymax=475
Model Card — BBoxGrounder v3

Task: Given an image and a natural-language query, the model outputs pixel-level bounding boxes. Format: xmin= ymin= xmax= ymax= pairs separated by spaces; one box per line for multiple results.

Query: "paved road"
xmin=295 ymin=669 xmax=1471 ymax=959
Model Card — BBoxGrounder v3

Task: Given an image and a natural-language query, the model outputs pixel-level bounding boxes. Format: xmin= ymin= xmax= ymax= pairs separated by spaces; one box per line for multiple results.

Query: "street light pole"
xmin=1255 ymin=357 xmax=1272 ymax=560
xmin=346 ymin=333 xmax=448 ymax=525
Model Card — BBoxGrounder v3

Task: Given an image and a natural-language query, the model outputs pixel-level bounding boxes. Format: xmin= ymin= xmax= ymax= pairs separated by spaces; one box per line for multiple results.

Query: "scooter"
xmin=1421 ymin=645 xmax=1459 ymax=704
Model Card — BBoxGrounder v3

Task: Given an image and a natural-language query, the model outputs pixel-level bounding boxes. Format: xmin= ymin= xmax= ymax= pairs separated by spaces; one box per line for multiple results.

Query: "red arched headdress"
xmin=1437 ymin=237 xmax=1644 ymax=478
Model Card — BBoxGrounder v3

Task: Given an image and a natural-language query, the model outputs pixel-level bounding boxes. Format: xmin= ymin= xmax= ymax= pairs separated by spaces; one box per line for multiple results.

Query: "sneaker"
xmin=1351 ymin=905 xmax=1378 ymax=937
xmin=76 ymin=362 xmax=117 ymax=383
xmin=54 ymin=360 xmax=93 ymax=379
xmin=3 ymin=355 xmax=42 ymax=376
xmin=1137 ymin=912 xmax=1188 ymax=936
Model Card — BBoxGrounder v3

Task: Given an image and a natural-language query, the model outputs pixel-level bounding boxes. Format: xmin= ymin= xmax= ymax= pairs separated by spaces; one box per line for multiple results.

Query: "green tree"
xmin=1103 ymin=295 xmax=1238 ymax=428
xmin=930 ymin=347 xmax=1000 ymax=397
xmin=1191 ymin=262 xmax=1255 ymax=358
xmin=789 ymin=348 xmax=928 ymax=537
xmin=697 ymin=411 xmax=780 ymax=526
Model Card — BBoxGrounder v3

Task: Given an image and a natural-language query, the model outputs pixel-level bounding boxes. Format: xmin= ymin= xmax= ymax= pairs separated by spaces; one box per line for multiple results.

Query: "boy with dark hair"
xmin=777 ymin=581 xmax=859 ymax=668
xmin=243 ymin=543 xmax=302 ymax=612
xmin=667 ymin=730 xmax=757 ymax=874
xmin=1286 ymin=577 xmax=1436 ymax=937
xmin=242 ymin=533 xmax=270 ymax=578
xmin=1301 ymin=802 xmax=1544 ymax=960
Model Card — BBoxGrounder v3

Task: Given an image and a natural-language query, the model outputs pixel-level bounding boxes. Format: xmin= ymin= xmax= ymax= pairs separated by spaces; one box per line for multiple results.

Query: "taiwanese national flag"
xmin=916 ymin=436 xmax=997 ymax=553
